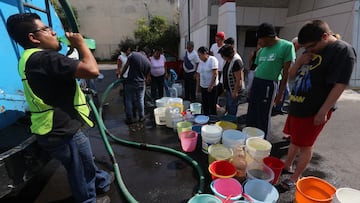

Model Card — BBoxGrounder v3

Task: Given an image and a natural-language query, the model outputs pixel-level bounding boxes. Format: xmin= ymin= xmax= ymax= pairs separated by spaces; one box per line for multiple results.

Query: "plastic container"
xmin=194 ymin=115 xmax=209 ymax=125
xmin=190 ymin=102 xmax=202 ymax=114
xmin=246 ymin=161 xmax=274 ymax=183
xmin=187 ymin=194 xmax=222 ymax=203
xmin=208 ymin=160 xmax=236 ymax=180
xmin=173 ymin=83 xmax=183 ymax=97
xmin=169 ymin=86 xmax=178 ymax=97
xmin=295 ymin=176 xmax=336 ymax=203
xmin=210 ymin=178 xmax=243 ymax=202
xmin=154 ymin=107 xmax=167 ymax=125
xmin=263 ymin=156 xmax=284 ymax=185
xmin=208 ymin=144 xmax=233 ymax=165
xmin=245 ymin=137 xmax=272 ymax=165
xmin=222 ymin=129 xmax=246 ymax=149
xmin=165 ymin=106 xmax=181 ymax=128
xmin=177 ymin=121 xmax=192 ymax=138
xmin=242 ymin=127 xmax=265 ymax=139
xmin=169 ymin=97 xmax=183 ymax=112
xmin=215 ymin=121 xmax=237 ymax=131
xmin=192 ymin=125 xmax=202 ymax=135
xmin=155 ymin=97 xmax=171 ymax=107
xmin=244 ymin=179 xmax=279 ymax=203
xmin=201 ymin=125 xmax=223 ymax=154
xmin=180 ymin=131 xmax=198 ymax=152
xmin=334 ymin=187 xmax=360 ymax=203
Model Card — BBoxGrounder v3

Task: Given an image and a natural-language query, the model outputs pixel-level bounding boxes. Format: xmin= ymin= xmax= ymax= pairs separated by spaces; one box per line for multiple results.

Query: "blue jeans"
xmin=125 ymin=83 xmax=145 ymax=119
xmin=226 ymin=90 xmax=239 ymax=116
xmin=36 ymin=131 xmax=111 ymax=203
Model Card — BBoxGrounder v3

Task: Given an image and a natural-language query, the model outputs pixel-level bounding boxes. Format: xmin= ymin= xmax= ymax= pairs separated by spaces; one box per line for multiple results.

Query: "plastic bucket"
xmin=154 ymin=107 xmax=167 ymax=125
xmin=190 ymin=102 xmax=202 ymax=114
xmin=208 ymin=144 xmax=233 ymax=165
xmin=173 ymin=83 xmax=183 ymax=97
xmin=210 ymin=178 xmax=243 ymax=202
xmin=334 ymin=187 xmax=360 ymax=203
xmin=215 ymin=121 xmax=237 ymax=131
xmin=177 ymin=121 xmax=192 ymax=138
xmin=155 ymin=97 xmax=170 ymax=107
xmin=242 ymin=127 xmax=265 ymax=139
xmin=222 ymin=129 xmax=246 ymax=149
xmin=245 ymin=137 xmax=272 ymax=164
xmin=169 ymin=97 xmax=183 ymax=112
xmin=188 ymin=194 xmax=222 ymax=203
xmin=208 ymin=160 xmax=236 ymax=180
xmin=165 ymin=106 xmax=181 ymax=128
xmin=201 ymin=125 xmax=223 ymax=154
xmin=244 ymin=179 xmax=279 ymax=203
xmin=295 ymin=176 xmax=336 ymax=203
xmin=263 ymin=156 xmax=284 ymax=185
xmin=180 ymin=131 xmax=198 ymax=152
xmin=246 ymin=161 xmax=274 ymax=183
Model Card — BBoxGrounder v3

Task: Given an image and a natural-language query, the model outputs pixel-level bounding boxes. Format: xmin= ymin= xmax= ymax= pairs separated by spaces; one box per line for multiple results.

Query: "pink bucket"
xmin=180 ymin=131 xmax=198 ymax=152
xmin=210 ymin=178 xmax=245 ymax=202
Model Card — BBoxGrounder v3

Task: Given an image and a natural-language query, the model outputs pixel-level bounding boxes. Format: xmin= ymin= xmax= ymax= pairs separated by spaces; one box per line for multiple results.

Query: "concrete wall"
xmin=68 ymin=0 xmax=179 ymax=59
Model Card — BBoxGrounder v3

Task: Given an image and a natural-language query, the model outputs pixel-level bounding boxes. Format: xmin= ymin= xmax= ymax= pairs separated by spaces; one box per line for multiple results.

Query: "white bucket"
xmin=201 ymin=125 xmax=222 ymax=154
xmin=222 ymin=129 xmax=246 ymax=149
xmin=334 ymin=187 xmax=360 ymax=203
xmin=154 ymin=107 xmax=167 ymax=125
xmin=245 ymin=137 xmax=272 ymax=164
xmin=242 ymin=127 xmax=265 ymax=140
xmin=155 ymin=97 xmax=171 ymax=107
xmin=168 ymin=97 xmax=183 ymax=112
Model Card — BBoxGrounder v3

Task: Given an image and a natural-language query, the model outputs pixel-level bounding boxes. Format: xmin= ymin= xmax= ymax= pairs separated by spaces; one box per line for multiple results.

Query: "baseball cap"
xmin=215 ymin=31 xmax=225 ymax=40
xmin=256 ymin=23 xmax=276 ymax=38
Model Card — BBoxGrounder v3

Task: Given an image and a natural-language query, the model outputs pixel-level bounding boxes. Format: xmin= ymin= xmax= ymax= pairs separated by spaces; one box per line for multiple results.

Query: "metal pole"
xmin=187 ymin=0 xmax=190 ymax=41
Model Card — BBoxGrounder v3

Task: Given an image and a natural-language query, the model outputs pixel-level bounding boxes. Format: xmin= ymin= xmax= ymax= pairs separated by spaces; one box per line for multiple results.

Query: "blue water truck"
xmin=0 ymin=0 xmax=95 ymax=198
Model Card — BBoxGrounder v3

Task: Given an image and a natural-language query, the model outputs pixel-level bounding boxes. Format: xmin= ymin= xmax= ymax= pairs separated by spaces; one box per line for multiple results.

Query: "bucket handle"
xmin=210 ymin=181 xmax=243 ymax=200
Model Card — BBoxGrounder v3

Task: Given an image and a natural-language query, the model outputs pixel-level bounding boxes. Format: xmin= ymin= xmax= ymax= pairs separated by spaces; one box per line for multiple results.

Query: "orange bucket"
xmin=295 ymin=176 xmax=336 ymax=203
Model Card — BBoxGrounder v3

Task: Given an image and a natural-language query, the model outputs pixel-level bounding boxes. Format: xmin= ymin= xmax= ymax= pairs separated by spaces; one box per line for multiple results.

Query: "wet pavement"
xmin=1 ymin=64 xmax=360 ymax=203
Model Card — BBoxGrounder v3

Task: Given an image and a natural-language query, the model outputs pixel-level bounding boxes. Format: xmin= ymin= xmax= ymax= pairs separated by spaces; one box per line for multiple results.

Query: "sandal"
xmin=281 ymin=168 xmax=294 ymax=175
xmin=275 ymin=179 xmax=295 ymax=193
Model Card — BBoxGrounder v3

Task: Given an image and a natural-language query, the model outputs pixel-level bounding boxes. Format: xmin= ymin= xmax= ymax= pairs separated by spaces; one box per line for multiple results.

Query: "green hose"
xmin=88 ymin=78 xmax=205 ymax=202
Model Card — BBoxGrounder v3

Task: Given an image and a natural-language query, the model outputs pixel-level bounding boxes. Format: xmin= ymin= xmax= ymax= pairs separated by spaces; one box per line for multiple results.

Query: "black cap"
xmin=256 ymin=22 xmax=276 ymax=38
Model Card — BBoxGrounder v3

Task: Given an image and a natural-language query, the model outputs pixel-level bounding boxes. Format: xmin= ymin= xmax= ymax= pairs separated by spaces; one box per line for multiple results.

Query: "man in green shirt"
xmin=246 ymin=22 xmax=296 ymax=140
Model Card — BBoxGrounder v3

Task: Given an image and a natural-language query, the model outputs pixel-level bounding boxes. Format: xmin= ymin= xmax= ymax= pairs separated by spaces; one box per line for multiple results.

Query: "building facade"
xmin=179 ymin=0 xmax=360 ymax=87
xmin=68 ymin=0 xmax=179 ymax=59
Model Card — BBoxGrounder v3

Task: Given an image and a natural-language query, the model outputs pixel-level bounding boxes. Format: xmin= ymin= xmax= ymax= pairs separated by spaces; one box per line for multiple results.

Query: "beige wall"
xmin=68 ymin=0 xmax=179 ymax=59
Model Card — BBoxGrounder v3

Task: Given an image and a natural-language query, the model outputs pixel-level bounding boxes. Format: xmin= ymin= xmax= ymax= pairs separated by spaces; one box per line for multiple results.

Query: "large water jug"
xmin=165 ymin=106 xmax=181 ymax=128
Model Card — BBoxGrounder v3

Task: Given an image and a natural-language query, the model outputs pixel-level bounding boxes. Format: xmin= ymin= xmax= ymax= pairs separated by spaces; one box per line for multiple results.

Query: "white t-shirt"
xmin=118 ymin=52 xmax=129 ymax=78
xmin=210 ymin=43 xmax=224 ymax=72
xmin=150 ymin=55 xmax=166 ymax=77
xmin=183 ymin=50 xmax=200 ymax=73
xmin=197 ymin=55 xmax=219 ymax=88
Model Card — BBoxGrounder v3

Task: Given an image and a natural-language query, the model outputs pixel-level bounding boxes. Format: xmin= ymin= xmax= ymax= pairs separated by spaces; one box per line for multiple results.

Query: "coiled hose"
xmin=87 ymin=78 xmax=205 ymax=203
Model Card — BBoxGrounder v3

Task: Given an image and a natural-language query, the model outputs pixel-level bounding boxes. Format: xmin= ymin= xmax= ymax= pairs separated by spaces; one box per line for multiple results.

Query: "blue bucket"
xmin=244 ymin=179 xmax=279 ymax=203
xmin=188 ymin=194 xmax=222 ymax=203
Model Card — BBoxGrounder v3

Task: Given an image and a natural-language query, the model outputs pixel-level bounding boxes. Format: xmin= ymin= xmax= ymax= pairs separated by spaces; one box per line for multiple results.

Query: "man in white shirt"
xmin=183 ymin=41 xmax=200 ymax=102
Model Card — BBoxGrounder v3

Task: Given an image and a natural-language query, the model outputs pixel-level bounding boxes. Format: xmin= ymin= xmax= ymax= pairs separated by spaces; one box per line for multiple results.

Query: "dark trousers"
xmin=184 ymin=71 xmax=196 ymax=102
xmin=201 ymin=86 xmax=218 ymax=115
xmin=246 ymin=77 xmax=277 ymax=139
xmin=151 ymin=75 xmax=164 ymax=100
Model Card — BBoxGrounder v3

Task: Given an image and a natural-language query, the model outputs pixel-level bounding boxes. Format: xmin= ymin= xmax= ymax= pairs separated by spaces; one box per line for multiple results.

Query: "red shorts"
xmin=283 ymin=111 xmax=332 ymax=147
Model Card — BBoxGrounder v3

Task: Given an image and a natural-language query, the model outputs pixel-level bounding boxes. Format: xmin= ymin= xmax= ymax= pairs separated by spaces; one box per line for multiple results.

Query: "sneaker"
xmin=96 ymin=195 xmax=111 ymax=203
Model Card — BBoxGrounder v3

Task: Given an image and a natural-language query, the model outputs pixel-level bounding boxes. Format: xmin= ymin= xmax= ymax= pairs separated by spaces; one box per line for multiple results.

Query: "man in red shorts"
xmin=277 ymin=20 xmax=356 ymax=192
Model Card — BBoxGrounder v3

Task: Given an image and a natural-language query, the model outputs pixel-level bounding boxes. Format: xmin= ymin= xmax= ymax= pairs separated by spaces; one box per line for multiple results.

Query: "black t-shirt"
xmin=223 ymin=59 xmax=242 ymax=91
xmin=289 ymin=40 xmax=356 ymax=117
xmin=26 ymin=50 xmax=82 ymax=136
xmin=125 ymin=52 xmax=151 ymax=86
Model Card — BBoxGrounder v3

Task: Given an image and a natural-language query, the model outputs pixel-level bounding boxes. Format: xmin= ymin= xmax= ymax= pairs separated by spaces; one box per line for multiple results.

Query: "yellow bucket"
xmin=215 ymin=121 xmax=237 ymax=131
